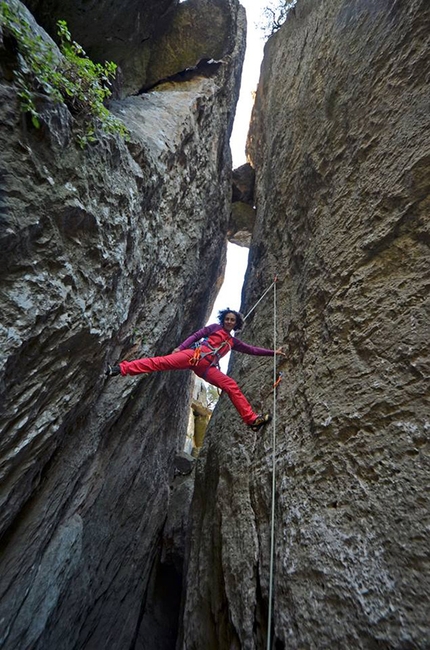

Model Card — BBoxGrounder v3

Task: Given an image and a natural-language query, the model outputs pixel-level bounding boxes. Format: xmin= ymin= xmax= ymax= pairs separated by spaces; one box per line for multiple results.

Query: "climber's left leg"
xmin=194 ymin=364 xmax=257 ymax=425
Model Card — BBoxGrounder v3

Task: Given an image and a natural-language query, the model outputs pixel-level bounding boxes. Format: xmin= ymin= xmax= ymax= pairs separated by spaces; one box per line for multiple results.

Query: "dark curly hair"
xmin=217 ymin=308 xmax=244 ymax=331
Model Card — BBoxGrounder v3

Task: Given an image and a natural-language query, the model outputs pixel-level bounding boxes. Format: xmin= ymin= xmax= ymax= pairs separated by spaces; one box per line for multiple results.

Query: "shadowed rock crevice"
xmin=136 ymin=544 xmax=183 ymax=649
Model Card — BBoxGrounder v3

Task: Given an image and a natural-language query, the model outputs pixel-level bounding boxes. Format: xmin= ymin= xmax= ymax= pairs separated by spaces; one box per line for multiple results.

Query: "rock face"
xmin=229 ymin=163 xmax=255 ymax=246
xmin=21 ymin=0 xmax=241 ymax=96
xmin=181 ymin=0 xmax=430 ymax=648
xmin=0 ymin=0 xmax=245 ymax=648
xmin=21 ymin=0 xmax=175 ymax=95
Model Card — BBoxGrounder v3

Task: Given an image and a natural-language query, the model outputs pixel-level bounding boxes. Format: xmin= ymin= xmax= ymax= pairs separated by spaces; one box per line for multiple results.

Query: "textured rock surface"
xmin=21 ymin=0 xmax=240 ymax=96
xmin=229 ymin=163 xmax=255 ymax=246
xmin=181 ymin=0 xmax=430 ymax=648
xmin=0 ymin=0 xmax=245 ymax=648
xmin=22 ymin=0 xmax=176 ymax=95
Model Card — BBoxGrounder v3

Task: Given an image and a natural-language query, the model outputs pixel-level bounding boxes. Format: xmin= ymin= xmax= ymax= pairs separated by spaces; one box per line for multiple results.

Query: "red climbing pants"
xmin=119 ymin=349 xmax=257 ymax=425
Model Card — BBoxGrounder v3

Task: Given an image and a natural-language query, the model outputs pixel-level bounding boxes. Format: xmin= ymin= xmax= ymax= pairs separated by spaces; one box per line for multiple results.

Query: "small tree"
xmin=206 ymin=384 xmax=220 ymax=411
xmin=260 ymin=1 xmax=297 ymax=37
xmin=0 ymin=2 xmax=129 ymax=146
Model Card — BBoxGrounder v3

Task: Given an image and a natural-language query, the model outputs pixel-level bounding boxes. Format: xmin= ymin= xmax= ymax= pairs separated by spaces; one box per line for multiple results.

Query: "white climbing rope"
xmin=267 ymin=277 xmax=277 ymax=650
xmin=242 ymin=275 xmax=279 ymax=648
xmin=243 ymin=279 xmax=277 ymax=322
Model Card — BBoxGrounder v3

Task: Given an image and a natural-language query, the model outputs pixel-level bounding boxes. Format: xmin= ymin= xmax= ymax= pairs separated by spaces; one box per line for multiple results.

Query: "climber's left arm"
xmin=232 ymin=339 xmax=286 ymax=356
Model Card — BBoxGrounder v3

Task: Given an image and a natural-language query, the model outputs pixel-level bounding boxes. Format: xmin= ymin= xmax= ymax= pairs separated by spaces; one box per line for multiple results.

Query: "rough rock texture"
xmin=229 ymin=163 xmax=255 ymax=246
xmin=181 ymin=0 xmax=430 ymax=648
xmin=21 ymin=0 xmax=175 ymax=95
xmin=0 ymin=0 xmax=245 ymax=648
xmin=21 ymin=0 xmax=240 ymax=96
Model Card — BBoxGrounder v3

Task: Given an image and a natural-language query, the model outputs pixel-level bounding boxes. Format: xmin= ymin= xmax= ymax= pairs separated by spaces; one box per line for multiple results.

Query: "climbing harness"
xmin=188 ymin=336 xmax=233 ymax=370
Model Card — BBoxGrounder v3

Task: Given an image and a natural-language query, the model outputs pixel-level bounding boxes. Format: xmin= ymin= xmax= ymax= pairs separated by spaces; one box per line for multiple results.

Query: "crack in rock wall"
xmin=181 ymin=0 xmax=430 ymax=648
xmin=0 ymin=0 xmax=246 ymax=648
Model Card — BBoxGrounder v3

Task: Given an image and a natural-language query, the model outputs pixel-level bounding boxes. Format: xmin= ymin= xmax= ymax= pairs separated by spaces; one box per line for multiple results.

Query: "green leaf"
xmin=31 ymin=114 xmax=40 ymax=128
xmin=1 ymin=6 xmax=129 ymax=145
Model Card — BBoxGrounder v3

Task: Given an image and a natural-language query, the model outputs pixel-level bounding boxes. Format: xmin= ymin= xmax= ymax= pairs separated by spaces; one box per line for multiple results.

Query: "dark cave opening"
xmin=135 ymin=558 xmax=183 ymax=650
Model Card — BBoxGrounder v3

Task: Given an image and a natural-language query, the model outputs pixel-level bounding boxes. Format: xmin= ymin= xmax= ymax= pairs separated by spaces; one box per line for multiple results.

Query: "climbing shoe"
xmin=105 ymin=364 xmax=121 ymax=377
xmin=249 ymin=413 xmax=272 ymax=432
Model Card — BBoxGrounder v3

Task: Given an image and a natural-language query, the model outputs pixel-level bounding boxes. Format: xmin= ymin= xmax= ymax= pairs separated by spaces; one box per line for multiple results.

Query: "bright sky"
xmin=207 ymin=243 xmax=248 ymax=372
xmin=209 ymin=0 xmax=267 ymax=309
xmin=230 ymin=0 xmax=267 ymax=168
xmin=208 ymin=243 xmax=249 ymax=322
xmin=208 ymin=0 xmax=268 ymax=370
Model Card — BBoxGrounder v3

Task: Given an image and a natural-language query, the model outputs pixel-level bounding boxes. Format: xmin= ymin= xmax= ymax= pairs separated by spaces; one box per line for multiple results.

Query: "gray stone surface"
xmin=21 ymin=0 xmax=241 ymax=96
xmin=21 ymin=0 xmax=176 ymax=96
xmin=181 ymin=0 xmax=430 ymax=648
xmin=0 ymin=0 xmax=245 ymax=648
xmin=229 ymin=162 xmax=256 ymax=246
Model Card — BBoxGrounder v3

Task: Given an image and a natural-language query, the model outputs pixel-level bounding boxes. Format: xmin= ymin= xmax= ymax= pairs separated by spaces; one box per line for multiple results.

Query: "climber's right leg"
xmin=116 ymin=349 xmax=195 ymax=376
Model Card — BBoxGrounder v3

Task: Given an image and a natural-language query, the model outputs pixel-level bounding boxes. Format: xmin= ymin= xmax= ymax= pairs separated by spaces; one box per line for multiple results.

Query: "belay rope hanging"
xmin=243 ymin=276 xmax=279 ymax=650
xmin=268 ymin=277 xmax=277 ymax=650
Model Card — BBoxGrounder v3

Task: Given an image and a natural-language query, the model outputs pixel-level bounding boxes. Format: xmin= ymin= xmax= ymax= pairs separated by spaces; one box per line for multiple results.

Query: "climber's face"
xmin=223 ymin=312 xmax=237 ymax=332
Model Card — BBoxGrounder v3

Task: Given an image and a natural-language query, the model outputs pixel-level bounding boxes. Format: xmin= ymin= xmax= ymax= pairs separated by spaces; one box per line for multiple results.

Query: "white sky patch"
xmin=206 ymin=1 xmax=270 ymax=360
xmin=209 ymin=244 xmax=249 ymax=322
xmin=208 ymin=244 xmax=249 ymax=372
xmin=230 ymin=0 xmax=267 ymax=167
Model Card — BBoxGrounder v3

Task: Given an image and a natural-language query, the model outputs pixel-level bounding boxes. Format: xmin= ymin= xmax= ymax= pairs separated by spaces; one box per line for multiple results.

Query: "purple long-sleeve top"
xmin=178 ymin=323 xmax=274 ymax=358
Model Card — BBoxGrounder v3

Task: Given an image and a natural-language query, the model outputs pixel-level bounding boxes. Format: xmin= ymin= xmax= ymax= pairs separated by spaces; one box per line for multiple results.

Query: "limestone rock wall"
xmin=21 ymin=0 xmax=240 ymax=96
xmin=21 ymin=0 xmax=176 ymax=95
xmin=0 ymin=0 xmax=245 ymax=648
xmin=181 ymin=0 xmax=430 ymax=648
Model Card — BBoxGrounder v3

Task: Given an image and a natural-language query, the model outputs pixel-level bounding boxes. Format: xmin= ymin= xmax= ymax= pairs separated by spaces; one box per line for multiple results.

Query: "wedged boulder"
xmin=143 ymin=0 xmax=237 ymax=91
xmin=228 ymin=201 xmax=255 ymax=247
xmin=232 ymin=162 xmax=254 ymax=204
xmin=228 ymin=163 xmax=255 ymax=246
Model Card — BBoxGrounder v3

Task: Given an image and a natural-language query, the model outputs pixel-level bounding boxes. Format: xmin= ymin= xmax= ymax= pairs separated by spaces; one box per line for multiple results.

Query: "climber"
xmin=106 ymin=308 xmax=285 ymax=431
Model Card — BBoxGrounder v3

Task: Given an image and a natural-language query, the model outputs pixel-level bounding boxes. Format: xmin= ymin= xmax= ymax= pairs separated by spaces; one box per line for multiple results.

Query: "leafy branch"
xmin=260 ymin=1 xmax=297 ymax=37
xmin=0 ymin=1 xmax=129 ymax=145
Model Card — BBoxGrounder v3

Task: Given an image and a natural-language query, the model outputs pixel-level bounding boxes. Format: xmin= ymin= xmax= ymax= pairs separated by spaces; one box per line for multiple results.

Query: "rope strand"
xmin=242 ymin=274 xmax=279 ymax=649
xmin=266 ymin=278 xmax=277 ymax=649
xmin=243 ymin=280 xmax=276 ymax=322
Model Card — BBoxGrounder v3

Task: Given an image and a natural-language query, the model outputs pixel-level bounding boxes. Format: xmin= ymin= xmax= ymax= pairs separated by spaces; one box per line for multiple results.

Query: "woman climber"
xmin=106 ymin=308 xmax=285 ymax=431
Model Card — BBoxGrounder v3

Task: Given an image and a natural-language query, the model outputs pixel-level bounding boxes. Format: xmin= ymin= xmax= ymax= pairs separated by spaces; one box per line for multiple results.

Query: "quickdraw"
xmin=189 ymin=346 xmax=202 ymax=366
xmin=273 ymin=371 xmax=283 ymax=390
xmin=262 ymin=370 xmax=284 ymax=400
